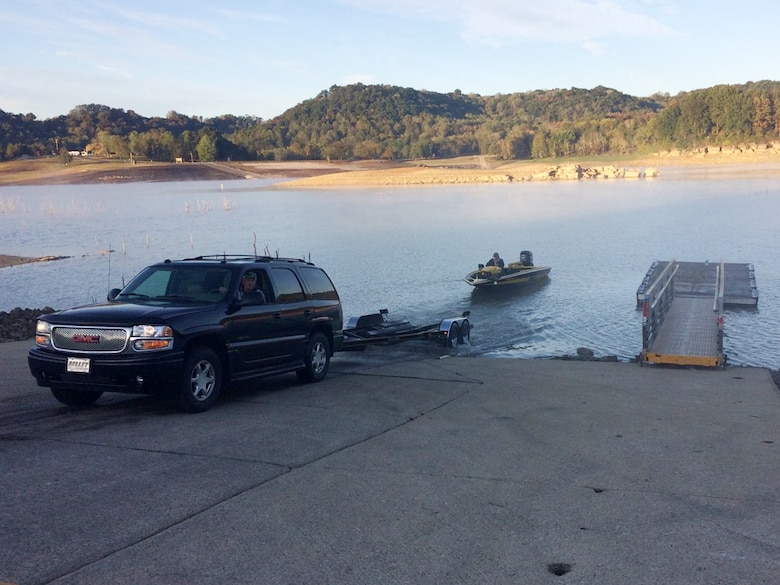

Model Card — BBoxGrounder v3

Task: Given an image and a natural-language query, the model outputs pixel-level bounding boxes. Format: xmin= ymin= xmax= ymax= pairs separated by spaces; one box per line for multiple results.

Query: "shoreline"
xmin=1 ymin=148 xmax=780 ymax=189
xmin=0 ymin=254 xmax=70 ymax=269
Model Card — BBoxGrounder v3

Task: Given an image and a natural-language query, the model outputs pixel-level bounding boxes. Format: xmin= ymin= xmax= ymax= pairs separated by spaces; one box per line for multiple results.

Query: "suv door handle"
xmin=304 ymin=309 xmax=312 ymax=316
xmin=273 ymin=312 xmax=282 ymax=319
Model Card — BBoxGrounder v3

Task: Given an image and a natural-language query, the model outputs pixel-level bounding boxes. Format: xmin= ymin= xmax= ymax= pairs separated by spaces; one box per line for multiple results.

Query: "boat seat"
xmin=355 ymin=313 xmax=384 ymax=328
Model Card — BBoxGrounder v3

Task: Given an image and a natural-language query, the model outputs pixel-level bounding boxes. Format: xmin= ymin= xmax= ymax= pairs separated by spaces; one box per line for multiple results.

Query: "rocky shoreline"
xmin=2 ymin=146 xmax=780 ymax=189
xmin=0 ymin=307 xmax=55 ymax=342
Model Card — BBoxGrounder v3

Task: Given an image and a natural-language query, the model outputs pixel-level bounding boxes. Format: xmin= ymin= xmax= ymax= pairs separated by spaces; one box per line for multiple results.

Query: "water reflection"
xmin=1 ymin=175 xmax=779 ymax=368
xmin=468 ymin=277 xmax=552 ymax=305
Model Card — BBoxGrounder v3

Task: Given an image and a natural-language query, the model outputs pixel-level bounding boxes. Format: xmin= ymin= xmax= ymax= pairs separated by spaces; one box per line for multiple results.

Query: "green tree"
xmin=94 ymin=130 xmax=129 ymax=158
xmin=531 ymin=131 xmax=551 ymax=159
xmin=649 ymin=102 xmax=680 ymax=146
xmin=59 ymin=148 xmax=72 ymax=165
xmin=752 ymin=93 xmax=773 ymax=137
xmin=550 ymin=126 xmax=577 ymax=157
xmin=178 ymin=130 xmax=198 ymax=161
xmin=706 ymin=85 xmax=753 ymax=138
xmin=575 ymin=123 xmax=609 ymax=156
xmin=677 ymin=92 xmax=711 ymax=144
xmin=196 ymin=131 xmax=218 ymax=161
xmin=771 ymin=88 xmax=780 ymax=136
xmin=5 ymin=142 xmax=22 ymax=159
xmin=502 ymin=127 xmax=533 ymax=159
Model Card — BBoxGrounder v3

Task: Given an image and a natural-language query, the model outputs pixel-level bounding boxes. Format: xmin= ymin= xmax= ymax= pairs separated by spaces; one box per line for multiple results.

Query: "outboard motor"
xmin=519 ymin=250 xmax=533 ymax=266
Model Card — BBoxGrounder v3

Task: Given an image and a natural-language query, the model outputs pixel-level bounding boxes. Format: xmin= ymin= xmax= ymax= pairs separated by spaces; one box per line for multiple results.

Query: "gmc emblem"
xmin=72 ymin=334 xmax=100 ymax=343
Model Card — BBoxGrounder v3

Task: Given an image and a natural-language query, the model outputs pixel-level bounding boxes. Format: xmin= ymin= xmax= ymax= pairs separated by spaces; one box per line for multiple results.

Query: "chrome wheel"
xmin=190 ymin=359 xmax=216 ymax=401
xmin=298 ymin=332 xmax=331 ymax=383
xmin=177 ymin=347 xmax=222 ymax=413
xmin=311 ymin=340 xmax=327 ymax=375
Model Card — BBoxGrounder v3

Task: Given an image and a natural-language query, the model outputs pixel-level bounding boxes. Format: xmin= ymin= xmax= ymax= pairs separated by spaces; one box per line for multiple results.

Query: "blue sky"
xmin=1 ymin=0 xmax=777 ymax=120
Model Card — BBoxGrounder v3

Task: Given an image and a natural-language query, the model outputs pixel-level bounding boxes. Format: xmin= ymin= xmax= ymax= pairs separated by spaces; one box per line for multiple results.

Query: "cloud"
xmin=337 ymin=0 xmax=675 ymax=46
xmin=99 ymin=4 xmax=224 ymax=37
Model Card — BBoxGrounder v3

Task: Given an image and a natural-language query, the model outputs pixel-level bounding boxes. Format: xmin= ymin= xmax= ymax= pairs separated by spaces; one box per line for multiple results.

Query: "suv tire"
xmin=297 ymin=332 xmax=330 ymax=383
xmin=177 ymin=347 xmax=222 ymax=413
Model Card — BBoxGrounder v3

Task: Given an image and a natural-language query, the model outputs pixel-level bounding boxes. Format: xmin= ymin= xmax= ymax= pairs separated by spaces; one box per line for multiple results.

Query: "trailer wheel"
xmin=447 ymin=320 xmax=471 ymax=348
xmin=459 ymin=319 xmax=470 ymax=344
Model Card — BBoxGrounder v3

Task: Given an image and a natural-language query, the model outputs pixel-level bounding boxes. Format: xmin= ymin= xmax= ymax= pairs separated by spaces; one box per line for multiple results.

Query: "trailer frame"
xmin=341 ymin=309 xmax=471 ymax=351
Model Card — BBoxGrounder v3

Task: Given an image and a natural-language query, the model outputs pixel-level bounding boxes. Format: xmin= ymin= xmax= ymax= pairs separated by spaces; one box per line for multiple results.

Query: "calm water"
xmin=1 ymin=171 xmax=778 ymax=368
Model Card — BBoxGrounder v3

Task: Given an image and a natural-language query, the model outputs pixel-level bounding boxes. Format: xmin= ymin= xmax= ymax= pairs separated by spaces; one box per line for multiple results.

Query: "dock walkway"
xmin=638 ymin=260 xmax=757 ymax=367
xmin=644 ymin=295 xmax=721 ymax=365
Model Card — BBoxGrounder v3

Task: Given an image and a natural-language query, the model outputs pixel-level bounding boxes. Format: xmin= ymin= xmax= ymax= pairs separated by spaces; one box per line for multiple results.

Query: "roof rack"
xmin=181 ymin=254 xmax=314 ymax=265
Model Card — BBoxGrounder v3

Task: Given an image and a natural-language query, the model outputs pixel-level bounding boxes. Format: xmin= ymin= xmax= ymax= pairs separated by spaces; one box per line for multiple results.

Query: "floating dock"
xmin=637 ymin=260 xmax=758 ymax=368
xmin=637 ymin=261 xmax=758 ymax=307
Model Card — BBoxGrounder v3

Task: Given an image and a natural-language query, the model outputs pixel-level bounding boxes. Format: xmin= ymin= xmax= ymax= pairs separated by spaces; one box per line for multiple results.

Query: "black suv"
xmin=28 ymin=255 xmax=343 ymax=412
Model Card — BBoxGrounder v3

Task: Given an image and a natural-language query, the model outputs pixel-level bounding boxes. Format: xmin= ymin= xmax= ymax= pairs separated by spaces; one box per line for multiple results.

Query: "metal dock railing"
xmin=640 ymin=260 xmax=726 ymax=367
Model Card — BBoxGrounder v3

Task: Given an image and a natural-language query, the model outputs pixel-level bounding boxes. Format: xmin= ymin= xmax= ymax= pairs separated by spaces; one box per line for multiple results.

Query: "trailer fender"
xmin=438 ymin=317 xmax=471 ymax=347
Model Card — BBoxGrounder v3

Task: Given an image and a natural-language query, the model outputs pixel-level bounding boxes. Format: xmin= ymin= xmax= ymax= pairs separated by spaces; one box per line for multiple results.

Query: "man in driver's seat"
xmin=239 ymin=271 xmax=265 ymax=303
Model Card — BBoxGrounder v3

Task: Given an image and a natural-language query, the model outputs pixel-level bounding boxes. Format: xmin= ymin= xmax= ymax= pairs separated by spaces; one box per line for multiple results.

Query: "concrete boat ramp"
xmin=1 ymin=339 xmax=779 ymax=585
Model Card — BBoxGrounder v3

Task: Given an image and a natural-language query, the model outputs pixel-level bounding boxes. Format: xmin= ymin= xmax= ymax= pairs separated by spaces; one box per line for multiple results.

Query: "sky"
xmin=1 ymin=0 xmax=778 ymax=121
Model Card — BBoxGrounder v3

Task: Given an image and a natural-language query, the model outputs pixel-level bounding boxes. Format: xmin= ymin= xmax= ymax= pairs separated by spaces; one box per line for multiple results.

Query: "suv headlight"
xmin=130 ymin=325 xmax=174 ymax=351
xmin=35 ymin=320 xmax=51 ymax=346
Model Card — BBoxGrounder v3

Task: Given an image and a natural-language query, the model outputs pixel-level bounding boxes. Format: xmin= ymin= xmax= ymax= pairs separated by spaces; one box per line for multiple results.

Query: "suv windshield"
xmin=119 ymin=265 xmax=233 ymax=303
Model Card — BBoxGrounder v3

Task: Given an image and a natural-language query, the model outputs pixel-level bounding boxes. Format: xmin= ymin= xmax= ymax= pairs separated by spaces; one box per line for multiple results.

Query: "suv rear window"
xmin=298 ymin=266 xmax=339 ymax=300
xmin=271 ymin=268 xmax=305 ymax=303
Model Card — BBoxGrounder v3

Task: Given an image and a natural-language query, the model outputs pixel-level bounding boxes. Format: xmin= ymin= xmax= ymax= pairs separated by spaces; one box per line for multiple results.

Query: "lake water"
xmin=1 ymin=170 xmax=778 ymax=369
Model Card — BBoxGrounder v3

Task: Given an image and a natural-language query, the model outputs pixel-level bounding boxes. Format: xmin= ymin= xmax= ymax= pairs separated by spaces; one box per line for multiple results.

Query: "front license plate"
xmin=67 ymin=357 xmax=91 ymax=374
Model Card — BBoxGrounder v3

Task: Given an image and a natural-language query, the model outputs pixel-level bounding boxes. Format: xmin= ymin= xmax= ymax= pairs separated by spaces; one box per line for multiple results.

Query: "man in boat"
xmin=486 ymin=252 xmax=504 ymax=269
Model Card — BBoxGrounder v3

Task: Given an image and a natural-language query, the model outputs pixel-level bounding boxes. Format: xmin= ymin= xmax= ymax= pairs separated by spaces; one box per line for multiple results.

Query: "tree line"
xmin=2 ymin=81 xmax=779 ymax=164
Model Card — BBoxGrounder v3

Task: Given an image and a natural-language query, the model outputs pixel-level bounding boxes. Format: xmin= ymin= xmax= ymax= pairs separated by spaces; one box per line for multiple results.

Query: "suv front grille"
xmin=51 ymin=326 xmax=130 ymax=353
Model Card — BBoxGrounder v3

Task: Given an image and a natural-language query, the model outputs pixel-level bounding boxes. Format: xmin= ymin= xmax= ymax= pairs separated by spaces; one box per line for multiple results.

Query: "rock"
xmin=555 ymin=164 xmax=583 ymax=180
xmin=552 ymin=348 xmax=620 ymax=362
xmin=519 ymin=164 xmax=660 ymax=182
xmin=577 ymin=347 xmax=595 ymax=358
xmin=0 ymin=307 xmax=56 ymax=342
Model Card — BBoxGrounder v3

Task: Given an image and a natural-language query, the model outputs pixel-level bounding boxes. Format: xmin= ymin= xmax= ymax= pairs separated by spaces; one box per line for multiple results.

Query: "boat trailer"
xmin=341 ymin=309 xmax=471 ymax=351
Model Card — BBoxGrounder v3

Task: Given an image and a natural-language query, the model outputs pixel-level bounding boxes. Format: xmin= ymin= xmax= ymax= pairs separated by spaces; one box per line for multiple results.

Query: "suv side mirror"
xmin=108 ymin=288 xmax=121 ymax=301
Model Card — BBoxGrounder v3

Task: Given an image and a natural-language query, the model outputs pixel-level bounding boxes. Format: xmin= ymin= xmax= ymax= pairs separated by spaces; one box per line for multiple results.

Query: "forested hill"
xmin=2 ymin=81 xmax=779 ymax=163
